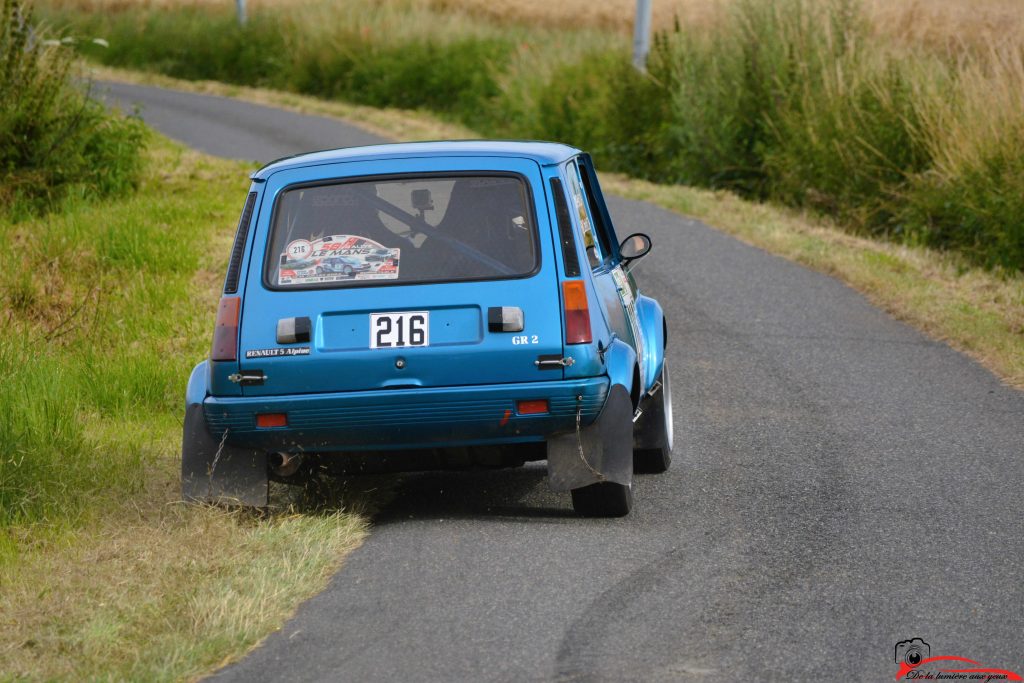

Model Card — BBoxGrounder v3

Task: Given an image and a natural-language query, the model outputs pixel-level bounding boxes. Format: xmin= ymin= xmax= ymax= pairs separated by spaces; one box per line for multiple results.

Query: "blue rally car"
xmin=183 ymin=141 xmax=672 ymax=517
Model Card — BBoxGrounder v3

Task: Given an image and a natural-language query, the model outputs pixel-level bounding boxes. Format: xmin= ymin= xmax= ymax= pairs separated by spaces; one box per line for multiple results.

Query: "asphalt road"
xmin=100 ymin=81 xmax=1024 ymax=682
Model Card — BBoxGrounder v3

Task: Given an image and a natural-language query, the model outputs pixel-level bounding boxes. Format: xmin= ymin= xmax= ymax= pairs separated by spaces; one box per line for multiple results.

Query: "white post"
xmin=236 ymin=0 xmax=247 ymax=25
xmin=632 ymin=0 xmax=653 ymax=71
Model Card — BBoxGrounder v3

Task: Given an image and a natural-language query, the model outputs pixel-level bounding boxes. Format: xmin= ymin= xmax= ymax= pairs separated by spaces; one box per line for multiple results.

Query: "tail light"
xmin=211 ymin=296 xmax=240 ymax=361
xmin=562 ymin=280 xmax=592 ymax=344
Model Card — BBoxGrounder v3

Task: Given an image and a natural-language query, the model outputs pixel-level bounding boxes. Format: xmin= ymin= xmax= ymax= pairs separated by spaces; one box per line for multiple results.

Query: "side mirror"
xmin=619 ymin=233 xmax=652 ymax=264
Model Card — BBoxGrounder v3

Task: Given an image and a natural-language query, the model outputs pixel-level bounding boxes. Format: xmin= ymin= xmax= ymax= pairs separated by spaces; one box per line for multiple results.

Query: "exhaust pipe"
xmin=269 ymin=452 xmax=304 ymax=478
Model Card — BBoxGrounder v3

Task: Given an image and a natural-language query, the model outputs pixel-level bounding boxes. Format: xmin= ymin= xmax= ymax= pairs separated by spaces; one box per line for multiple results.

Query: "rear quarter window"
xmin=565 ymin=161 xmax=604 ymax=269
xmin=264 ymin=174 xmax=539 ymax=289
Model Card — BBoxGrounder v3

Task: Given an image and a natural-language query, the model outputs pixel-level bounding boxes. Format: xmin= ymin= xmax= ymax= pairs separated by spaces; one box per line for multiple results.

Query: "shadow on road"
xmin=372 ymin=465 xmax=578 ymax=525
xmin=269 ymin=460 xmax=581 ymax=523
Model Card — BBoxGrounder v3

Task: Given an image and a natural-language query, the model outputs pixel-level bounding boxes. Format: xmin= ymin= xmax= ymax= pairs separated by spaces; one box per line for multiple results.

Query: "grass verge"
xmin=1 ymin=492 xmax=367 ymax=680
xmin=0 ymin=134 xmax=369 ymax=680
xmin=90 ymin=66 xmax=1024 ymax=389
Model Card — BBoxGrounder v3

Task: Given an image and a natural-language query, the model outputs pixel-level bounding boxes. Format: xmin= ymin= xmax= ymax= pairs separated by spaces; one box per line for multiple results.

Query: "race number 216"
xmin=370 ymin=311 xmax=429 ymax=349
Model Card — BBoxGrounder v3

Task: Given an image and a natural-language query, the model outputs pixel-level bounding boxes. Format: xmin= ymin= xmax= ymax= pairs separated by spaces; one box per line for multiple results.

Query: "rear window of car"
xmin=264 ymin=174 xmax=538 ymax=289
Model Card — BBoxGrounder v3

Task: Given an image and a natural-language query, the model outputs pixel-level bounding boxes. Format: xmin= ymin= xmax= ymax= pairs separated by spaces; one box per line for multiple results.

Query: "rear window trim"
xmin=549 ymin=177 xmax=581 ymax=278
xmin=260 ymin=170 xmax=543 ymax=292
xmin=224 ymin=191 xmax=257 ymax=294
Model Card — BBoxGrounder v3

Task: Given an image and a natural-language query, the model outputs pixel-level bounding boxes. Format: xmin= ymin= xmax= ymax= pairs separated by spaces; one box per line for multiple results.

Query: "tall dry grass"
xmin=864 ymin=0 xmax=1024 ymax=54
xmin=899 ymin=42 xmax=1024 ymax=264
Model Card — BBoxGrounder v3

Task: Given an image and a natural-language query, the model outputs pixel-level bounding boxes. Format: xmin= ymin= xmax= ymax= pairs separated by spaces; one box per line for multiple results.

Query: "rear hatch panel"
xmin=236 ymin=156 xmax=564 ymax=396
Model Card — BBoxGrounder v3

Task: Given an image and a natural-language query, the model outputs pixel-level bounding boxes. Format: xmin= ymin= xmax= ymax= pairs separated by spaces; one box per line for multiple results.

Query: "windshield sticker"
xmin=611 ymin=267 xmax=635 ymax=307
xmin=278 ymin=235 xmax=400 ymax=286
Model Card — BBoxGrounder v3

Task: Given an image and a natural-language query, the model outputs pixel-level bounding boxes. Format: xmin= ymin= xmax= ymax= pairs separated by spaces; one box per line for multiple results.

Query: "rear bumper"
xmin=203 ymin=377 xmax=609 ymax=452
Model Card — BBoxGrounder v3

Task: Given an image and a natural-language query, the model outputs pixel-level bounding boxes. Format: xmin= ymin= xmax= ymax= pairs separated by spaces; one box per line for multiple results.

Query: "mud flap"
xmin=181 ymin=403 xmax=268 ymax=507
xmin=546 ymin=384 xmax=633 ymax=492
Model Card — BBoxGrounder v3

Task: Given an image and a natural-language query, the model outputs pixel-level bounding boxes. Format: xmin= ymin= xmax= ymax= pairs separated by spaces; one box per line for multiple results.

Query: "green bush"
xmin=292 ymin=34 xmax=509 ymax=122
xmin=70 ymin=7 xmax=509 ymax=120
xmin=902 ymin=155 xmax=1024 ymax=270
xmin=648 ymin=11 xmax=786 ymax=193
xmin=647 ymin=0 xmax=929 ymax=221
xmin=0 ymin=0 xmax=146 ymax=216
xmin=508 ymin=51 xmax=673 ymax=179
xmin=75 ymin=8 xmax=287 ymax=85
xmin=763 ymin=60 xmax=931 ymax=228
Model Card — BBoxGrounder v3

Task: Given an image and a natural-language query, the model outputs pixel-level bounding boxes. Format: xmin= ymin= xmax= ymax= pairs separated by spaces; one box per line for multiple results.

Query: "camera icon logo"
xmin=895 ymin=638 xmax=931 ymax=666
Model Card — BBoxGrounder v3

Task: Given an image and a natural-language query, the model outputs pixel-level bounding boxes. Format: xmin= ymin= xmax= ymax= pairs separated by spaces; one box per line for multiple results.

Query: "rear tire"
xmin=571 ymin=481 xmax=633 ymax=517
xmin=633 ymin=360 xmax=673 ymax=474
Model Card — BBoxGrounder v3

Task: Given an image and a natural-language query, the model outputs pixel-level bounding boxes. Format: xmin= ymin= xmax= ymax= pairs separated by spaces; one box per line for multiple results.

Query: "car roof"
xmin=251 ymin=140 xmax=582 ymax=180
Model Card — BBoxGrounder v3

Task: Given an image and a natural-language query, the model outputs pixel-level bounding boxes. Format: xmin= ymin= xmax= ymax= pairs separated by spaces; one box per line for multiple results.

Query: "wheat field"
xmin=444 ymin=0 xmax=1024 ymax=53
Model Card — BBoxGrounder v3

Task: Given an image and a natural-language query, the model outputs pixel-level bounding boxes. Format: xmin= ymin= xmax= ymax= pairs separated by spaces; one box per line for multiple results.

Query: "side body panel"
xmin=635 ymin=294 xmax=666 ymax=388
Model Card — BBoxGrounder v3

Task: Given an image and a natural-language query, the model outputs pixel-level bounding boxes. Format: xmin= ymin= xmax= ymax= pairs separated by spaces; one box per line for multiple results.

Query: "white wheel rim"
xmin=663 ymin=360 xmax=674 ymax=453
